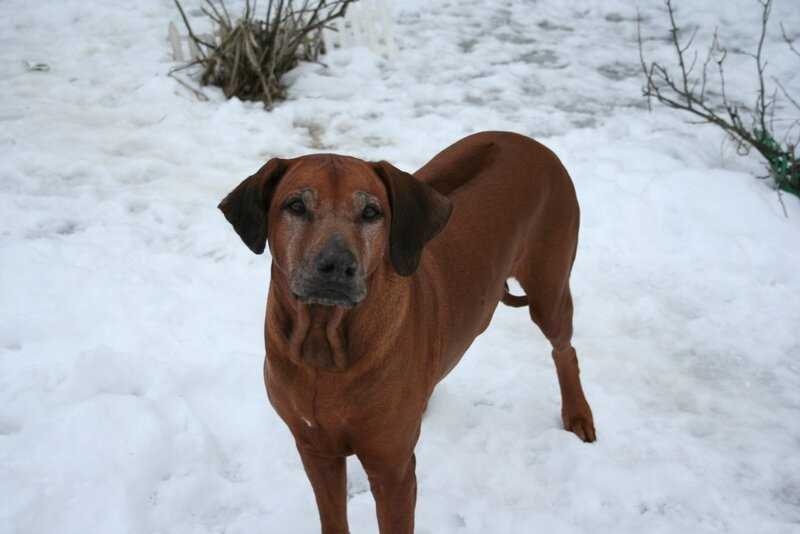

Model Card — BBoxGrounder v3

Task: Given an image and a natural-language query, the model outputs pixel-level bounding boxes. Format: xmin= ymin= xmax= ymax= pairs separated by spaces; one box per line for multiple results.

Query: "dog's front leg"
xmin=361 ymin=453 xmax=417 ymax=534
xmin=297 ymin=446 xmax=349 ymax=534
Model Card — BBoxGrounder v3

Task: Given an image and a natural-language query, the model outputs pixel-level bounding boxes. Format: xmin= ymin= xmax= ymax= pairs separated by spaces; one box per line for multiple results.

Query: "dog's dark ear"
xmin=218 ymin=158 xmax=288 ymax=254
xmin=372 ymin=161 xmax=453 ymax=276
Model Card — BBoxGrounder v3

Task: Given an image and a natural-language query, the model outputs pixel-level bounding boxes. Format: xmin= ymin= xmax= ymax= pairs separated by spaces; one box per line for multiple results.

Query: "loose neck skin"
xmin=266 ymin=261 xmax=412 ymax=372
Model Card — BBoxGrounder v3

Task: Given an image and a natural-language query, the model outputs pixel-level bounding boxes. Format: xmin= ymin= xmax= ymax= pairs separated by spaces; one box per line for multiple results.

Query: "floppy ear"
xmin=218 ymin=158 xmax=288 ymax=254
xmin=372 ymin=161 xmax=453 ymax=276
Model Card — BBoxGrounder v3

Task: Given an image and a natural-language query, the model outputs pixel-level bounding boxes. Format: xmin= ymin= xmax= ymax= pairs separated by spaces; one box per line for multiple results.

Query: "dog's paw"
xmin=563 ymin=404 xmax=596 ymax=443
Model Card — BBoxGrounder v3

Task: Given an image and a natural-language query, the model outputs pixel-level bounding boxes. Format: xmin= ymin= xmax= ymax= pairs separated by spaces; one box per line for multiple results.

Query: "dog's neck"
xmin=267 ymin=263 xmax=410 ymax=371
xmin=289 ymin=303 xmax=347 ymax=369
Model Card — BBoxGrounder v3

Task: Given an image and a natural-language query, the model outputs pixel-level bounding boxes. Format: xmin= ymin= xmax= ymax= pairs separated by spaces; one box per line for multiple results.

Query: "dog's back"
xmin=414 ymin=131 xmax=580 ymax=380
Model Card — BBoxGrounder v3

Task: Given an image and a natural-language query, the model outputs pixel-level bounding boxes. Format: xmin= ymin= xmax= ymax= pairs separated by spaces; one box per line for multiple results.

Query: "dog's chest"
xmin=266 ymin=355 xmax=420 ymax=453
xmin=266 ymin=358 xmax=354 ymax=428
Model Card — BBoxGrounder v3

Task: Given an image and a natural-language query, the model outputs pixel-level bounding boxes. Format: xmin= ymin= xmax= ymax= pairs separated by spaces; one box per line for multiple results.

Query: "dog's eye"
xmin=284 ymin=199 xmax=306 ymax=216
xmin=361 ymin=205 xmax=382 ymax=222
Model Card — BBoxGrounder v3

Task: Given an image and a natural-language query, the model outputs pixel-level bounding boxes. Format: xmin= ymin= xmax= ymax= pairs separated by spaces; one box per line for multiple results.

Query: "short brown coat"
xmin=219 ymin=131 xmax=595 ymax=534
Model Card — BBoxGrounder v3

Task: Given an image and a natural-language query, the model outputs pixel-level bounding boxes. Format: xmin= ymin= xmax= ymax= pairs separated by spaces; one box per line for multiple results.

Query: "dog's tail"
xmin=501 ymin=282 xmax=528 ymax=308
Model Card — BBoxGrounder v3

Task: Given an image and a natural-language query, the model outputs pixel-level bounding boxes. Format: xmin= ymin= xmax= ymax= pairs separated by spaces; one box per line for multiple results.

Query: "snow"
xmin=2 ymin=0 xmax=800 ymax=533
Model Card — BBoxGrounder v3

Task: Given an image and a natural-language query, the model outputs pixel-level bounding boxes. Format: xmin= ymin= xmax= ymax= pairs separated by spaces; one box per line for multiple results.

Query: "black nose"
xmin=314 ymin=239 xmax=357 ymax=281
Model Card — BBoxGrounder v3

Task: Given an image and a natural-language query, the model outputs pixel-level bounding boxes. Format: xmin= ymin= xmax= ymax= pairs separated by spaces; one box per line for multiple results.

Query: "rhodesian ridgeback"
xmin=219 ymin=131 xmax=595 ymax=534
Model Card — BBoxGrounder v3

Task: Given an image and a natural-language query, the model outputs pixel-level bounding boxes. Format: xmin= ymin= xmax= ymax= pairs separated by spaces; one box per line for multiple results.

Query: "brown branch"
xmin=666 ymin=0 xmax=693 ymax=104
xmin=780 ymin=23 xmax=800 ymax=58
xmin=773 ymin=79 xmax=800 ymax=113
xmin=752 ymin=0 xmax=771 ymax=136
xmin=168 ymin=71 xmax=209 ymax=101
xmin=173 ymin=0 xmax=214 ymax=55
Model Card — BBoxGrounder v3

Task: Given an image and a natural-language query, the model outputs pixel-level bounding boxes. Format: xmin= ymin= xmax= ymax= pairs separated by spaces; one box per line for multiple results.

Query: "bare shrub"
xmin=638 ymin=0 xmax=800 ymax=206
xmin=173 ymin=0 xmax=357 ymax=108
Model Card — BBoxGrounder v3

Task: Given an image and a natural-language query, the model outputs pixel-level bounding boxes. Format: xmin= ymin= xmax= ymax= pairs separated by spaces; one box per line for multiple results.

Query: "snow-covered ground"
xmin=2 ymin=0 xmax=799 ymax=532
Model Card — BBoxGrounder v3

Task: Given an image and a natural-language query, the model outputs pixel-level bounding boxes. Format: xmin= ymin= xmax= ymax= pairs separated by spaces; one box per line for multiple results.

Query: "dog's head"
xmin=219 ymin=155 xmax=452 ymax=308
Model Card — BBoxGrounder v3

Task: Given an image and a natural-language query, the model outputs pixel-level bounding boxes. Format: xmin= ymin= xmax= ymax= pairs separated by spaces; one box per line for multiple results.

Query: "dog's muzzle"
xmin=291 ymin=238 xmax=366 ymax=308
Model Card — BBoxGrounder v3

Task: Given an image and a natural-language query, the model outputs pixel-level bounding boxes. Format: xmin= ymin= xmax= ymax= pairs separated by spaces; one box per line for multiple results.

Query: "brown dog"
xmin=219 ymin=131 xmax=595 ymax=534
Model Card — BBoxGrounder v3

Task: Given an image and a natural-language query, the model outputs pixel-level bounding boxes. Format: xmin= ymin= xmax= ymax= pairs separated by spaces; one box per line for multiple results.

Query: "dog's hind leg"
xmin=511 ymin=207 xmax=596 ymax=442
